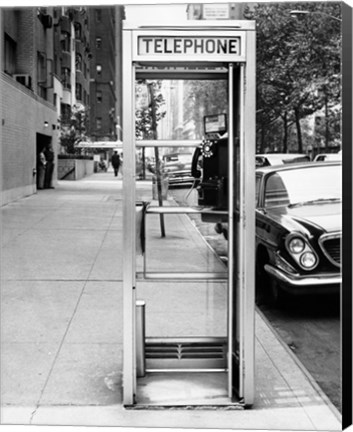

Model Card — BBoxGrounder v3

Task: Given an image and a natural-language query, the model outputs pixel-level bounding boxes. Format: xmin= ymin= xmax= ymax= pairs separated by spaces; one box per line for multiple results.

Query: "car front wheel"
xmin=268 ymin=278 xmax=286 ymax=307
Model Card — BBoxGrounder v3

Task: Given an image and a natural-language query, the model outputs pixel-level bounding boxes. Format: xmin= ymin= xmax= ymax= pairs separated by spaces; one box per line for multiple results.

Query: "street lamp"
xmin=289 ymin=10 xmax=342 ymax=22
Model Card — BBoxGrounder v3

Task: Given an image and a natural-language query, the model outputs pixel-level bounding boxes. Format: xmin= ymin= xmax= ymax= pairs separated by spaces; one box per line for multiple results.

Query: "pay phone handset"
xmin=191 ymin=114 xmax=229 ymax=211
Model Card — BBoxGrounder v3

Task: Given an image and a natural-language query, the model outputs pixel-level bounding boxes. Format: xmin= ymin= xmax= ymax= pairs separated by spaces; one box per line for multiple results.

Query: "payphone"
xmin=122 ymin=20 xmax=256 ymax=408
xmin=191 ymin=114 xmax=229 ymax=220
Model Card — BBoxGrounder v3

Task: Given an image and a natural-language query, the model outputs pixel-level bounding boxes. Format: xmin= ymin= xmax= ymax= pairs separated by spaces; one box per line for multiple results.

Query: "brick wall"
xmin=1 ymin=73 xmax=58 ymax=205
xmin=16 ymin=10 xmax=35 ymax=77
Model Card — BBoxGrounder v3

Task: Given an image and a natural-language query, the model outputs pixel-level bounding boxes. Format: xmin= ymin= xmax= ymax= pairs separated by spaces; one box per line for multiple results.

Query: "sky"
xmin=125 ymin=3 xmax=188 ymax=23
xmin=7 ymin=0 xmax=353 ymax=8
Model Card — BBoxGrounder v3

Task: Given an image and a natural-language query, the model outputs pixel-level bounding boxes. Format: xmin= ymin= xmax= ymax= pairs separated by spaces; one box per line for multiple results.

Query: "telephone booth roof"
xmin=123 ymin=20 xmax=255 ymax=64
xmin=123 ymin=20 xmax=256 ymax=30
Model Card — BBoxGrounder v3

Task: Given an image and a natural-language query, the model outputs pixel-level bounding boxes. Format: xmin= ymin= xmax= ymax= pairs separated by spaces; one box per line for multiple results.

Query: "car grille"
xmin=319 ymin=235 xmax=341 ymax=267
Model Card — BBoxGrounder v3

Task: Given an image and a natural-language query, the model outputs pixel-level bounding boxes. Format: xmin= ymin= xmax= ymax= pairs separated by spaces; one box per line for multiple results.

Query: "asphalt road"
xmin=170 ymin=186 xmax=341 ymax=413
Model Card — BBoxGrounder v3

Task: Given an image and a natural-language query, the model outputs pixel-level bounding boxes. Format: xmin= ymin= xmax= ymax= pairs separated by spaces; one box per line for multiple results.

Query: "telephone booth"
xmin=122 ymin=20 xmax=256 ymax=408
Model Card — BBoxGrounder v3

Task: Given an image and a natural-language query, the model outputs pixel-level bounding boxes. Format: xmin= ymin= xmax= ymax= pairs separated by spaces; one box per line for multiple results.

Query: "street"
xmin=170 ymin=186 xmax=341 ymax=413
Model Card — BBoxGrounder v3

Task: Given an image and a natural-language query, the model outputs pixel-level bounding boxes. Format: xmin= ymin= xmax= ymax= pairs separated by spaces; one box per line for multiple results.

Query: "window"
xmin=256 ymin=175 xmax=261 ymax=206
xmin=265 ymin=165 xmax=342 ymax=208
xmin=76 ymin=83 xmax=82 ymax=101
xmin=96 ymin=37 xmax=102 ymax=49
xmin=264 ymin=174 xmax=289 ymax=208
xmin=74 ymin=22 xmax=82 ymax=40
xmin=37 ymin=51 xmax=47 ymax=84
xmin=4 ymin=33 xmax=16 ymax=75
xmin=96 ymin=90 xmax=102 ymax=103
xmin=61 ymin=67 xmax=71 ymax=89
xmin=95 ymin=9 xmax=102 ymax=22
xmin=61 ymin=103 xmax=71 ymax=124
xmin=96 ymin=64 xmax=102 ymax=76
xmin=75 ymin=53 xmax=82 ymax=71
xmin=96 ymin=117 xmax=102 ymax=129
xmin=60 ymin=31 xmax=70 ymax=52
xmin=54 ymin=54 xmax=59 ymax=75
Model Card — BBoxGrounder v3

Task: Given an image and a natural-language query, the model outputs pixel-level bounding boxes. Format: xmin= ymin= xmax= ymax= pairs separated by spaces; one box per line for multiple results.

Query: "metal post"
xmin=242 ymin=29 xmax=256 ymax=407
xmin=136 ymin=300 xmax=146 ymax=377
xmin=122 ymin=26 xmax=136 ymax=406
xmin=227 ymin=63 xmax=234 ymax=398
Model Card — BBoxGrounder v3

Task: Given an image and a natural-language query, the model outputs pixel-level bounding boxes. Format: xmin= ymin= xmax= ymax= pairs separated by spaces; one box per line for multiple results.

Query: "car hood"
xmin=266 ymin=202 xmax=341 ymax=234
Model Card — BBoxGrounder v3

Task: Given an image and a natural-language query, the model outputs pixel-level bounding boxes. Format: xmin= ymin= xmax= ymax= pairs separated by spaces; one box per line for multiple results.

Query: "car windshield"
xmin=264 ymin=165 xmax=341 ymax=208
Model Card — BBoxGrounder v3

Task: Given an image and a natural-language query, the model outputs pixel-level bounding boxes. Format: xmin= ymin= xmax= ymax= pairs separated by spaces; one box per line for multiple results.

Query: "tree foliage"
xmin=59 ymin=104 xmax=89 ymax=155
xmin=185 ymin=80 xmax=228 ymax=138
xmin=244 ymin=2 xmax=341 ymax=153
xmin=135 ymin=80 xmax=166 ymax=139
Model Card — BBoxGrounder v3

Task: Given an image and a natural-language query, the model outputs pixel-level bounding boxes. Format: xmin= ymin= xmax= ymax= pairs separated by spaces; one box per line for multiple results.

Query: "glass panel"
xmin=137 ymin=281 xmax=227 ymax=338
xmin=135 ymin=79 xmax=228 ymax=140
xmin=135 ymin=77 xmax=230 ymax=352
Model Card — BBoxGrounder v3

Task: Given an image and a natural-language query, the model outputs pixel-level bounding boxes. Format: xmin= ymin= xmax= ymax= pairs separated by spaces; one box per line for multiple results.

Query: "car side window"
xmin=256 ymin=176 xmax=261 ymax=205
xmin=264 ymin=173 xmax=290 ymax=207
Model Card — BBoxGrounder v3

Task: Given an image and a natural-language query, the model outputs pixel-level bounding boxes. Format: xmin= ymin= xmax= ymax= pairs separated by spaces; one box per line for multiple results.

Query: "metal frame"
xmin=123 ymin=20 xmax=255 ymax=407
xmin=227 ymin=62 xmax=235 ymax=397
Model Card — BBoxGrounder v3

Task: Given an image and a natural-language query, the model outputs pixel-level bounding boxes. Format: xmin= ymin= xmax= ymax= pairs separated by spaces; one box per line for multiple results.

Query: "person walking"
xmin=44 ymin=144 xmax=55 ymax=189
xmin=111 ymin=150 xmax=121 ymax=177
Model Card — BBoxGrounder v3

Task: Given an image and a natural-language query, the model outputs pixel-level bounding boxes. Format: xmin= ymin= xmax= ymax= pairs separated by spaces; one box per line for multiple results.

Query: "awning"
xmin=77 ymin=140 xmax=123 ymax=149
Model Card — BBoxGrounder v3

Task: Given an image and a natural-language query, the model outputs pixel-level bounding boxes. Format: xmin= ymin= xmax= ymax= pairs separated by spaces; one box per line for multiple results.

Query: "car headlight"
xmin=285 ymin=234 xmax=319 ymax=271
xmin=288 ymin=237 xmax=305 ymax=254
xmin=300 ymin=252 xmax=317 ymax=269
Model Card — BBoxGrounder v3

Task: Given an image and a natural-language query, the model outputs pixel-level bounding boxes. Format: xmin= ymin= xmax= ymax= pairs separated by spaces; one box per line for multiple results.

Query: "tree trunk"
xmin=282 ymin=111 xmax=288 ymax=153
xmin=260 ymin=117 xmax=265 ymax=153
xmin=148 ymin=83 xmax=165 ymax=237
xmin=294 ymin=108 xmax=303 ymax=153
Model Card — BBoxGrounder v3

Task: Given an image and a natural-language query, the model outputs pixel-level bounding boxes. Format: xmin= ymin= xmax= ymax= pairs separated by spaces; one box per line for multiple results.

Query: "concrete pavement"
xmin=0 ymin=171 xmax=341 ymax=430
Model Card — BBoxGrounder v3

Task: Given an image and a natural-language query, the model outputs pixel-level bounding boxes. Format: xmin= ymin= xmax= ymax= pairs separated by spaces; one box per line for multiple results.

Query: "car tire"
xmin=255 ymin=252 xmax=271 ymax=306
xmin=268 ymin=278 xmax=286 ymax=307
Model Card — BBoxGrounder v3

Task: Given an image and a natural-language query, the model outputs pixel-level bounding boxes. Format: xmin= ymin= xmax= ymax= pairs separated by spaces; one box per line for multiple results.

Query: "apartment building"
xmin=1 ymin=6 xmax=91 ymax=205
xmin=88 ymin=6 xmax=116 ymax=142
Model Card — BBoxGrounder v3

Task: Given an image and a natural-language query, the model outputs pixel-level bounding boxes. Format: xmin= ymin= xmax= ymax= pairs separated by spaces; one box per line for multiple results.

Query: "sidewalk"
xmin=0 ymin=172 xmax=341 ymax=430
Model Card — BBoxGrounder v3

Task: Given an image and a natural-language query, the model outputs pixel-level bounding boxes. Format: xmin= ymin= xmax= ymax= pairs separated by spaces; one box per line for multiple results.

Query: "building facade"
xmin=1 ymin=6 xmax=91 ymax=205
xmin=88 ymin=7 xmax=116 ymax=142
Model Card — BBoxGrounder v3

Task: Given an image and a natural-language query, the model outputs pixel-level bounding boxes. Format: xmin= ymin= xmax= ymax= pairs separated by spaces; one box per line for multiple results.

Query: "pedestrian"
xmin=111 ymin=150 xmax=121 ymax=177
xmin=44 ymin=144 xmax=55 ymax=189
xmin=37 ymin=150 xmax=46 ymax=190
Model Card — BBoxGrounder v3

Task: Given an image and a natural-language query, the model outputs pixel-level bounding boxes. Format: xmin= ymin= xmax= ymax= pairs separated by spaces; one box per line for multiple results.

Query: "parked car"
xmin=216 ymin=161 xmax=342 ymax=305
xmin=163 ymin=152 xmax=194 ymax=186
xmin=313 ymin=152 xmax=342 ymax=162
xmin=256 ymin=153 xmax=310 ymax=167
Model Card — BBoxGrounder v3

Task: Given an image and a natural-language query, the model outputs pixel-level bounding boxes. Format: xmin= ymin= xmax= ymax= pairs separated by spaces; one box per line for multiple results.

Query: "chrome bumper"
xmin=264 ymin=264 xmax=341 ymax=288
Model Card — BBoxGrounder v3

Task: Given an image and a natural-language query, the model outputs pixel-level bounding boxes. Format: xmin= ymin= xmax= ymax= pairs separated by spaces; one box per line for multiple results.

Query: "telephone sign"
xmin=138 ymin=36 xmax=240 ymax=56
xmin=132 ymin=28 xmax=250 ymax=61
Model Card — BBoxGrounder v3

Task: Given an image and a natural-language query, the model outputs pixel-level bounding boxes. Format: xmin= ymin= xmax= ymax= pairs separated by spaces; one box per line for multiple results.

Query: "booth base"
xmin=135 ymin=372 xmax=243 ymax=408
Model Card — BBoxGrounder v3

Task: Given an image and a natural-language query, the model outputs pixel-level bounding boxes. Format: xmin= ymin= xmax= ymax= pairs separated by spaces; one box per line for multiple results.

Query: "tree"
xmin=59 ymin=104 xmax=89 ymax=155
xmin=135 ymin=80 xmax=166 ymax=140
xmin=135 ymin=80 xmax=167 ymax=236
xmin=245 ymin=2 xmax=341 ymax=153
xmin=185 ymin=80 xmax=228 ymax=138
